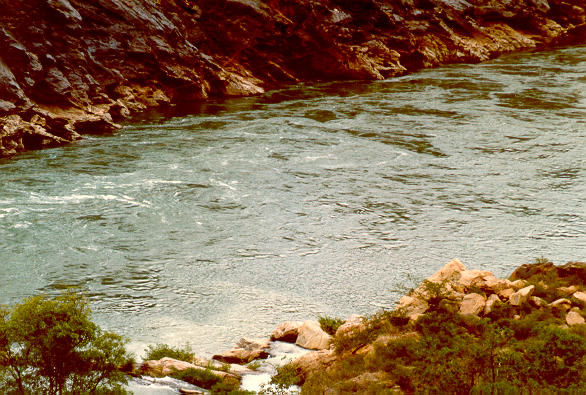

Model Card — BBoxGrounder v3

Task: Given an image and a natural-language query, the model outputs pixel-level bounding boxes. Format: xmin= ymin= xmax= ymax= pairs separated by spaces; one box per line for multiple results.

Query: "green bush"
xmin=211 ymin=381 xmax=254 ymax=394
xmin=317 ymin=315 xmax=345 ymax=336
xmin=170 ymin=367 xmax=222 ymax=389
xmin=0 ymin=291 xmax=130 ymax=394
xmin=270 ymin=363 xmax=302 ymax=389
xmin=144 ymin=343 xmax=194 ymax=362
xmin=308 ymin=288 xmax=586 ymax=394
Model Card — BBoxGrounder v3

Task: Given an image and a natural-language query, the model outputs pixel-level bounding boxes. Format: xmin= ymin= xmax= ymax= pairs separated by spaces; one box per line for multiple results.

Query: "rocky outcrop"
xmin=287 ymin=259 xmax=586 ymax=393
xmin=139 ymin=356 xmax=241 ymax=385
xmin=2 ymin=0 xmax=586 ymax=157
xmin=389 ymin=259 xmax=586 ymax=327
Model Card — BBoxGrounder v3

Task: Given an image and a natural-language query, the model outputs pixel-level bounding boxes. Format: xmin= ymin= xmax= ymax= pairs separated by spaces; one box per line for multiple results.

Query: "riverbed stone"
xmin=296 ymin=320 xmax=332 ymax=350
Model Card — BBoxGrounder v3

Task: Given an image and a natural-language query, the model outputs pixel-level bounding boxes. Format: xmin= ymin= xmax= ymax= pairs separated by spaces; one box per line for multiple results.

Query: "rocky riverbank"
xmin=1 ymin=0 xmax=586 ymax=157
xmin=135 ymin=258 xmax=586 ymax=393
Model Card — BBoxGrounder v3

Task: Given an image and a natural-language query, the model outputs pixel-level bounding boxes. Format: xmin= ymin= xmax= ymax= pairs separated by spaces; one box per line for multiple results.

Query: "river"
xmin=1 ymin=45 xmax=585 ymax=359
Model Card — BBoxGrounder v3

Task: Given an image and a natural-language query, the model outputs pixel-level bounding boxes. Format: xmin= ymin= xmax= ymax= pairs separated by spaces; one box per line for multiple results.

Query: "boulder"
xmin=557 ymin=285 xmax=579 ymax=297
xmin=484 ymin=294 xmax=501 ymax=315
xmin=529 ymin=296 xmax=548 ymax=308
xmin=483 ymin=277 xmax=514 ymax=294
xmin=549 ymin=298 xmax=572 ymax=312
xmin=459 ymin=293 xmax=486 ymax=316
xmin=572 ymin=291 xmax=586 ymax=304
xmin=498 ymin=288 xmax=515 ymax=300
xmin=565 ymin=311 xmax=585 ymax=326
xmin=426 ymin=258 xmax=466 ymax=283
xmin=140 ymin=357 xmax=194 ymax=376
xmin=292 ymin=349 xmax=336 ymax=379
xmin=213 ymin=337 xmax=270 ymax=364
xmin=457 ymin=270 xmax=494 ymax=289
xmin=396 ymin=295 xmax=429 ymax=321
xmin=271 ymin=321 xmax=303 ymax=343
xmin=296 ymin=320 xmax=332 ymax=350
xmin=509 ymin=285 xmax=535 ymax=306
xmin=511 ymin=280 xmax=529 ymax=291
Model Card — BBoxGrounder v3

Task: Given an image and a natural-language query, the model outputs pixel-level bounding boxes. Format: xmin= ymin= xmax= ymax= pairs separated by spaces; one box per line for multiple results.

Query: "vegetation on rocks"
xmin=0 ymin=291 xmax=132 ymax=394
xmin=317 ymin=315 xmax=345 ymax=336
xmin=144 ymin=343 xmax=195 ymax=363
xmin=282 ymin=259 xmax=586 ymax=394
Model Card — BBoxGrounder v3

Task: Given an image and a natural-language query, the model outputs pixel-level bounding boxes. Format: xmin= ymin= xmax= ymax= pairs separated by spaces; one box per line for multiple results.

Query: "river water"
xmin=1 ymin=46 xmax=585 ymax=358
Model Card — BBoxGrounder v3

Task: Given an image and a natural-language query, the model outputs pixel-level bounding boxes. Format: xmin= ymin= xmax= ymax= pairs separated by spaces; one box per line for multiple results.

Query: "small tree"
xmin=0 ymin=291 xmax=130 ymax=394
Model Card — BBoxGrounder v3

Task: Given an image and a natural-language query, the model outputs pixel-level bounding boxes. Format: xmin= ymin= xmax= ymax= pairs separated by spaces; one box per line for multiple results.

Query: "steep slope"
xmin=1 ymin=0 xmax=585 ymax=157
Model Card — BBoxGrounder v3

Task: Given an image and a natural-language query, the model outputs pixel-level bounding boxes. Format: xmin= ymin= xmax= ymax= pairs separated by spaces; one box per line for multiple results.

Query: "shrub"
xmin=0 ymin=291 xmax=130 ymax=394
xmin=270 ymin=363 xmax=302 ymax=388
xmin=317 ymin=315 xmax=345 ymax=336
xmin=144 ymin=343 xmax=194 ymax=362
xmin=211 ymin=381 xmax=255 ymax=394
xmin=170 ymin=367 xmax=222 ymax=389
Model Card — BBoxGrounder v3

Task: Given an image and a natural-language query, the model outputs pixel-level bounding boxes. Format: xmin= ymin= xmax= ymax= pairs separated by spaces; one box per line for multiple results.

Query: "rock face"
xmin=2 ymin=0 xmax=586 ymax=157
xmin=393 ymin=259 xmax=586 ymax=325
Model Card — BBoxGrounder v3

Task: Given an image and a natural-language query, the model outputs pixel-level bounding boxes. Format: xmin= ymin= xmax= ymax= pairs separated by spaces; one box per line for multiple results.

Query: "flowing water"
xmin=1 ymin=46 xmax=585 ymax=358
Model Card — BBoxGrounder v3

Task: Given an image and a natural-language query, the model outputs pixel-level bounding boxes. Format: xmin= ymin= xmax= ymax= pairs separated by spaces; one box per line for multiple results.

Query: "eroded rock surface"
xmin=2 ymin=0 xmax=586 ymax=157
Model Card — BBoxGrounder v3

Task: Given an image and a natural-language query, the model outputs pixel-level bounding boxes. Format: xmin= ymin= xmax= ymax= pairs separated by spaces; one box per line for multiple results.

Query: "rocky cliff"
xmin=1 ymin=0 xmax=585 ymax=157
